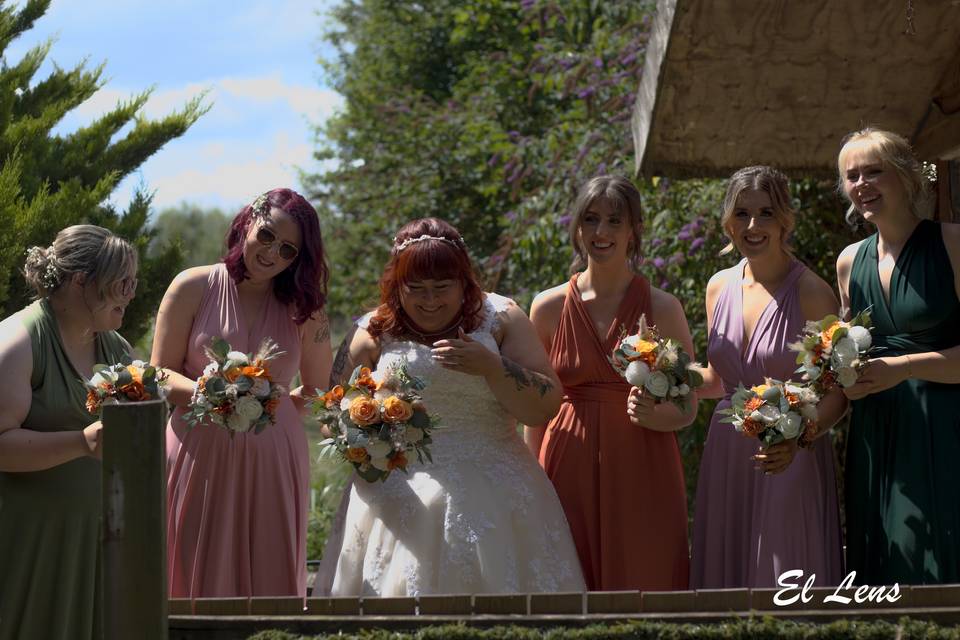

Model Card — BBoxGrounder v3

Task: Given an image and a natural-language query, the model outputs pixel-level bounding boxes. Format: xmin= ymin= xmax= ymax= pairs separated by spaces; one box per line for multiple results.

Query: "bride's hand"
xmin=431 ymin=328 xmax=500 ymax=377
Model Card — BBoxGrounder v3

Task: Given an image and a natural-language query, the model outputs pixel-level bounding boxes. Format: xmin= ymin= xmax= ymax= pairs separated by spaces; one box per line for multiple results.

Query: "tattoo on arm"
xmin=313 ymin=312 xmax=330 ymax=344
xmin=329 ymin=324 xmax=359 ymax=388
xmin=501 ymin=357 xmax=554 ymax=398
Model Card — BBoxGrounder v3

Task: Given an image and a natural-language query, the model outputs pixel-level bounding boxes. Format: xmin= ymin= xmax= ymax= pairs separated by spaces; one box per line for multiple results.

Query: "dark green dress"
xmin=846 ymin=219 xmax=960 ymax=585
xmin=0 ymin=299 xmax=129 ymax=640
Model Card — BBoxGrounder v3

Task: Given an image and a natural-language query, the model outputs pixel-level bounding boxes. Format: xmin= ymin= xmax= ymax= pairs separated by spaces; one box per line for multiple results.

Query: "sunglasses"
xmin=255 ymin=225 xmax=299 ymax=261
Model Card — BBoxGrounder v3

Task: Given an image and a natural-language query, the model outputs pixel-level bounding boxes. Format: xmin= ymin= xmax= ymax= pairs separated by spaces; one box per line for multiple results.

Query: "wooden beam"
xmin=632 ymin=0 xmax=679 ymax=177
xmin=102 ymin=400 xmax=168 ymax=640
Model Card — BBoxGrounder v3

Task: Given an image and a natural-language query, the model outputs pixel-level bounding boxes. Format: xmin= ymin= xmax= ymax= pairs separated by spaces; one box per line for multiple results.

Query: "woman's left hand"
xmin=626 ymin=387 xmax=656 ymax=427
xmin=432 ymin=328 xmax=500 ymax=377
xmin=753 ymin=438 xmax=798 ymax=474
xmin=842 ymin=356 xmax=909 ymax=400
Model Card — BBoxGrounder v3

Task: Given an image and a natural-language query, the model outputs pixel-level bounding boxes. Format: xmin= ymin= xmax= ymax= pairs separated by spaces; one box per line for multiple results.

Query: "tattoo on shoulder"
xmin=501 ymin=356 xmax=554 ymax=398
xmin=313 ymin=311 xmax=331 ymax=344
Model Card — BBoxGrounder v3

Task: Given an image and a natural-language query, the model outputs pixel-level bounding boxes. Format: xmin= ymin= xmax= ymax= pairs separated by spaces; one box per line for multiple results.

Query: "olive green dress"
xmin=846 ymin=219 xmax=960 ymax=585
xmin=0 ymin=299 xmax=129 ymax=640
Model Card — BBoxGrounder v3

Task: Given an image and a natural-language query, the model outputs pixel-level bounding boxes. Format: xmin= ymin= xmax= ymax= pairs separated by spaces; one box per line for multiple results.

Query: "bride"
xmin=325 ymin=218 xmax=585 ymax=596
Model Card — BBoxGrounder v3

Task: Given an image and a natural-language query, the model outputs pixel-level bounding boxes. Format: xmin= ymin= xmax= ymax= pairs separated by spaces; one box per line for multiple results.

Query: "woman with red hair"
xmin=153 ymin=188 xmax=332 ymax=597
xmin=327 ymin=218 xmax=584 ymax=596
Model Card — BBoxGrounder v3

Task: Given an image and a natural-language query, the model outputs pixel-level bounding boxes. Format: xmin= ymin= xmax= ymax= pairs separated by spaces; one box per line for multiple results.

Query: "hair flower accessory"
xmin=26 ymin=246 xmax=61 ymax=291
xmin=250 ymin=193 xmax=270 ymax=217
xmin=392 ymin=234 xmax=464 ymax=254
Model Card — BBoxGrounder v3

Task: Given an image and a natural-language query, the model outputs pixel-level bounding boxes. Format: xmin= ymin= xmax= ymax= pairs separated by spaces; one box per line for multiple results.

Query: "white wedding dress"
xmin=327 ymin=294 xmax=585 ymax=596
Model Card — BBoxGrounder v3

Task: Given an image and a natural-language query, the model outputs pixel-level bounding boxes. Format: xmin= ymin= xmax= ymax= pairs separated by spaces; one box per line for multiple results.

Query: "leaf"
xmin=211 ymin=337 xmax=230 ymax=360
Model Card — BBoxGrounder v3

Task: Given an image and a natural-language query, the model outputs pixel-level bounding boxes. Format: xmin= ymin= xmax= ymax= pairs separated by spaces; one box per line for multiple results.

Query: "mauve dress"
xmin=540 ymin=274 xmax=690 ymax=591
xmin=690 ymin=259 xmax=843 ymax=588
xmin=166 ymin=263 xmax=309 ymax=597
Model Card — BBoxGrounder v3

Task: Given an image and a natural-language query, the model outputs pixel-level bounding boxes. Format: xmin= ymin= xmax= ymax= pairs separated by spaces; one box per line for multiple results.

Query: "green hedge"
xmin=248 ymin=617 xmax=960 ymax=640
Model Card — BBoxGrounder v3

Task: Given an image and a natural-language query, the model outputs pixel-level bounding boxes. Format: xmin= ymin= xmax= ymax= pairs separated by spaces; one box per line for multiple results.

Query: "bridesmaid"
xmin=527 ymin=174 xmax=694 ymax=591
xmin=0 ymin=226 xmax=137 ymax=640
xmin=154 ymin=188 xmax=332 ymax=597
xmin=836 ymin=128 xmax=960 ymax=584
xmin=690 ymin=165 xmax=846 ymax=589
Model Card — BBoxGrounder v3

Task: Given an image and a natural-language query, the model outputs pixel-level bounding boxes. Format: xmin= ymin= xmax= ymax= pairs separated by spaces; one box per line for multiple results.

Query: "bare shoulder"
xmin=0 ymin=312 xmax=33 ymax=378
xmin=529 ymin=282 xmax=567 ymax=321
xmin=797 ymin=268 xmax=840 ymax=320
xmin=706 ymin=268 xmax=731 ymax=300
xmin=649 ymin=284 xmax=685 ymax=322
xmin=836 ymin=239 xmax=866 ymax=273
xmin=940 ymin=221 xmax=960 ymax=255
xmin=169 ymin=265 xmax=215 ymax=295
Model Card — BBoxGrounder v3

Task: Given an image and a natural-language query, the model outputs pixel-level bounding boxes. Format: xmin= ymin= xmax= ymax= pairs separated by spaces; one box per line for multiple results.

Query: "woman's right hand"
xmin=82 ymin=421 xmax=103 ymax=459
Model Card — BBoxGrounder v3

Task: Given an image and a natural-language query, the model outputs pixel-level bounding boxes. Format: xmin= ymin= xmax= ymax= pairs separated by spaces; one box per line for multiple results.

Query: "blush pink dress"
xmin=166 ymin=263 xmax=309 ymax=597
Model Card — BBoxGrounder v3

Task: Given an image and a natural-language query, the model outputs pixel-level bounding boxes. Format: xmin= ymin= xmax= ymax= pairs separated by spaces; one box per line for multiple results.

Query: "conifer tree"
xmin=0 ymin=0 xmax=207 ymax=342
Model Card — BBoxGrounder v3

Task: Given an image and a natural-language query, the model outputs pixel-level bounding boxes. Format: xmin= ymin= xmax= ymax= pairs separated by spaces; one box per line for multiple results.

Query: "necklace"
xmin=401 ymin=312 xmax=464 ymax=342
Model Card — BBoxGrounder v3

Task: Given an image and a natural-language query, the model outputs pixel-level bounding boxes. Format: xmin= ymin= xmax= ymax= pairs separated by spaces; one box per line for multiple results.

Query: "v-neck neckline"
xmin=736 ymin=259 xmax=799 ymax=361
xmin=570 ymin=273 xmax=640 ymax=353
xmin=871 ymin=219 xmax=925 ymax=324
xmin=41 ymin=297 xmax=103 ymax=383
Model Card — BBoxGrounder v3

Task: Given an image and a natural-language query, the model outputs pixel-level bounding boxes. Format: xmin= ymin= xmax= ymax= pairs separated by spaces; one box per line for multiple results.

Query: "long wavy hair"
xmin=367 ymin=218 xmax=484 ymax=339
xmin=567 ymin=175 xmax=644 ymax=273
xmin=223 ymin=188 xmax=328 ymax=325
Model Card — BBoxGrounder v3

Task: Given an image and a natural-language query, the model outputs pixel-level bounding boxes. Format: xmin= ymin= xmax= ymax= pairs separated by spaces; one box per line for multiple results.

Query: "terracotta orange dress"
xmin=539 ymin=274 xmax=689 ymax=591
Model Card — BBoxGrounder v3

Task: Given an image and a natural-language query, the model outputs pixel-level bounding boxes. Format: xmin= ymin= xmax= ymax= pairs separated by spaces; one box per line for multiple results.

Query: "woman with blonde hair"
xmin=0 ymin=225 xmax=138 ymax=640
xmin=527 ymin=175 xmax=695 ymax=591
xmin=836 ymin=128 xmax=960 ymax=584
xmin=690 ymin=166 xmax=846 ymax=588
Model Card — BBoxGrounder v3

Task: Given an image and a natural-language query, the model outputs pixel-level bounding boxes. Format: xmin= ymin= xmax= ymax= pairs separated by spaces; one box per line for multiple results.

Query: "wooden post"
xmin=102 ymin=399 xmax=168 ymax=640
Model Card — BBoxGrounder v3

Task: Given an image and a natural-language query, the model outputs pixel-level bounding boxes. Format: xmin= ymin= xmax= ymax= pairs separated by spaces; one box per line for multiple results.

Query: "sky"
xmin=5 ymin=0 xmax=345 ymax=215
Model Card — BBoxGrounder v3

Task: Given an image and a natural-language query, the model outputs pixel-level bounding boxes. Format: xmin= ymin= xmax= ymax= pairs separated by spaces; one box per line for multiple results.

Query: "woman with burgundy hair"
xmin=152 ymin=188 xmax=332 ymax=597
xmin=326 ymin=217 xmax=585 ymax=596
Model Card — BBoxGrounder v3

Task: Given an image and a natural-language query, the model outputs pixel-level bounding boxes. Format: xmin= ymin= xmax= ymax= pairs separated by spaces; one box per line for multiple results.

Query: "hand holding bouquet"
xmin=85 ymin=360 xmax=168 ymax=415
xmin=609 ymin=314 xmax=703 ymax=411
xmin=312 ymin=361 xmax=436 ymax=483
xmin=790 ymin=309 xmax=874 ymax=391
xmin=186 ymin=337 xmax=284 ymax=434
xmin=720 ymin=378 xmax=820 ymax=447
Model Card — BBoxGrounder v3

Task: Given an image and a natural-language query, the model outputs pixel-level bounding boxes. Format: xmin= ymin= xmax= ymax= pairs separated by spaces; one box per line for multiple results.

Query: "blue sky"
xmin=5 ymin=0 xmax=344 ymax=214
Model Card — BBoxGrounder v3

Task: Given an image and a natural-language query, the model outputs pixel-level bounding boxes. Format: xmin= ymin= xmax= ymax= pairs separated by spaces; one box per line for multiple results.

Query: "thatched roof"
xmin=632 ymin=0 xmax=960 ymax=179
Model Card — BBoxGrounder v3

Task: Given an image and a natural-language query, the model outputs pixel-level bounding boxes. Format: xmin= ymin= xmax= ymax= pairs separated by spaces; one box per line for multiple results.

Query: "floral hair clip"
xmin=26 ymin=246 xmax=61 ymax=291
xmin=250 ymin=193 xmax=270 ymax=217
xmin=392 ymin=234 xmax=465 ymax=254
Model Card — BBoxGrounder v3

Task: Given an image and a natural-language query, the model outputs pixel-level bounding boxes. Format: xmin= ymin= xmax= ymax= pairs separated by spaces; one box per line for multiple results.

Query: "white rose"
xmin=625 ymin=360 xmax=650 ymax=387
xmin=226 ymin=351 xmax=249 ymax=364
xmin=831 ymin=337 xmax=859 ymax=367
xmin=847 ymin=325 xmax=872 ymax=352
xmin=250 ymin=377 xmax=271 ymax=398
xmin=622 ymin=334 xmax=640 ymax=348
xmin=203 ymin=362 xmax=219 ymax=378
xmin=227 ymin=412 xmax=252 ymax=433
xmin=778 ymin=411 xmax=803 ymax=440
xmin=224 ymin=384 xmax=239 ymax=400
xmin=365 ymin=439 xmax=392 ymax=462
xmin=644 ymin=371 xmax=671 ymax=397
xmin=837 ymin=366 xmax=859 ymax=388
xmin=404 ymin=427 xmax=425 ymax=443
xmin=669 ymin=386 xmax=680 ymax=397
xmin=678 ymin=383 xmax=690 ymax=396
xmin=235 ymin=395 xmax=264 ymax=421
xmin=90 ymin=372 xmax=110 ymax=387
xmin=756 ymin=404 xmax=781 ymax=424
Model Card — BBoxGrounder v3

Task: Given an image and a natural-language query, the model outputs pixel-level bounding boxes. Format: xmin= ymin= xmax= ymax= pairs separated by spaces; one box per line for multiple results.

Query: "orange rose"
xmin=125 ymin=365 xmax=143 ymax=383
xmin=741 ymin=417 xmax=763 ymax=438
xmin=241 ymin=365 xmax=268 ymax=379
xmin=627 ymin=340 xmax=658 ymax=367
xmin=120 ymin=380 xmax=149 ymax=401
xmin=820 ymin=321 xmax=841 ymax=350
xmin=323 ymin=385 xmax=345 ymax=409
xmin=348 ymin=396 xmax=381 ymax=426
xmin=387 ymin=451 xmax=408 ymax=471
xmin=382 ymin=396 xmax=414 ymax=423
xmin=744 ymin=396 xmax=764 ymax=413
xmin=785 ymin=392 xmax=800 ymax=410
xmin=346 ymin=447 xmax=369 ymax=463
xmin=355 ymin=368 xmax=378 ymax=393
xmin=223 ymin=367 xmax=242 ymax=383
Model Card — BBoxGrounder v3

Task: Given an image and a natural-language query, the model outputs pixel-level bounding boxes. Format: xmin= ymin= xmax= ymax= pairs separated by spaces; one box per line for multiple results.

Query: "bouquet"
xmin=312 ymin=361 xmax=436 ymax=483
xmin=720 ymin=379 xmax=820 ymax=447
xmin=185 ymin=337 xmax=284 ymax=434
xmin=609 ymin=314 xmax=703 ymax=411
xmin=85 ymin=360 xmax=167 ymax=415
xmin=790 ymin=309 xmax=874 ymax=391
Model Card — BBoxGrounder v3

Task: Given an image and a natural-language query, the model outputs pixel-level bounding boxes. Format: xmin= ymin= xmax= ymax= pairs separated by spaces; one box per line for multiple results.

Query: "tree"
xmin=0 ymin=0 xmax=207 ymax=343
xmin=149 ymin=204 xmax=232 ymax=268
